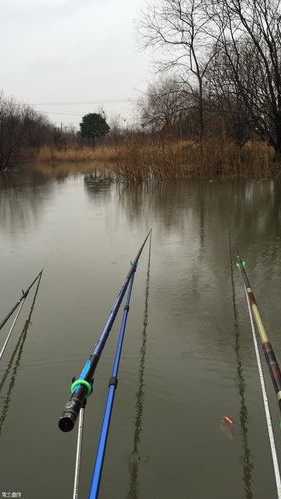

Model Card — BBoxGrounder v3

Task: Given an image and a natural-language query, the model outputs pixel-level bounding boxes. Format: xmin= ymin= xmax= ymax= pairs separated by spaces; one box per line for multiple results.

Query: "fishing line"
xmin=0 ymin=271 xmax=43 ymax=435
xmin=244 ymin=285 xmax=281 ymax=498
xmin=0 ymin=301 xmax=26 ymax=361
xmin=60 ymin=232 xmax=151 ymax=499
xmin=0 ymin=271 xmax=43 ymax=361
xmin=89 ymin=232 xmax=152 ymax=498
xmin=237 ymin=257 xmax=281 ymax=413
xmin=73 ymin=401 xmax=86 ymax=499
xmin=236 ymin=257 xmax=281 ymax=498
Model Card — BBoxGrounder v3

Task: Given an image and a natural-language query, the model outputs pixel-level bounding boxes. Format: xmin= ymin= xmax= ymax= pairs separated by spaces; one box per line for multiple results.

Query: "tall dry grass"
xmin=37 ymin=145 xmax=127 ymax=163
xmin=36 ymin=139 xmax=278 ymax=181
xmin=109 ymin=139 xmax=277 ymax=181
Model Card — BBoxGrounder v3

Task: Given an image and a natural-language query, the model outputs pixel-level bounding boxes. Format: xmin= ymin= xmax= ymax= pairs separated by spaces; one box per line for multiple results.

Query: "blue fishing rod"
xmin=58 ymin=230 xmax=151 ymax=433
xmin=89 ymin=266 xmax=137 ymax=499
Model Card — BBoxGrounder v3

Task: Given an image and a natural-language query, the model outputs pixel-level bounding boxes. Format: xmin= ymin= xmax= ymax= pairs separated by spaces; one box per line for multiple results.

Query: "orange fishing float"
xmin=223 ymin=416 xmax=234 ymax=425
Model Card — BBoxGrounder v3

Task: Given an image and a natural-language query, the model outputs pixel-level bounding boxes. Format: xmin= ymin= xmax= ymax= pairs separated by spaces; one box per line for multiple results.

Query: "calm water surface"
xmin=0 ymin=168 xmax=281 ymax=499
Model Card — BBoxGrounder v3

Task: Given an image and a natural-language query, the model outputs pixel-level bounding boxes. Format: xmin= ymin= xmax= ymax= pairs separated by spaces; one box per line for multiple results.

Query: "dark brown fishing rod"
xmin=236 ymin=254 xmax=281 ymax=413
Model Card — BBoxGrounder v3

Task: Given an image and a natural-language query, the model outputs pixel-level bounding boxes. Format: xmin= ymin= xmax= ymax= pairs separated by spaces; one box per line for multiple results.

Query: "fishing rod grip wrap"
xmin=58 ymin=232 xmax=151 ymax=433
xmin=58 ymin=382 xmax=91 ymax=432
xmin=262 ymin=342 xmax=281 ymax=400
xmin=59 ymin=397 xmax=82 ymax=432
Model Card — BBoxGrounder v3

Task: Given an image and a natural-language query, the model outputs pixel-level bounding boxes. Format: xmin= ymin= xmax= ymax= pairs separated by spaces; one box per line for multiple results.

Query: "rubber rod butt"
xmin=58 ymin=398 xmax=82 ymax=432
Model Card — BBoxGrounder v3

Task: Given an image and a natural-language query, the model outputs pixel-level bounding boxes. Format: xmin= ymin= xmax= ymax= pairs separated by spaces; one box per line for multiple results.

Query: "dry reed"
xmin=36 ymin=139 xmax=278 ymax=182
xmin=37 ymin=145 xmax=127 ymax=163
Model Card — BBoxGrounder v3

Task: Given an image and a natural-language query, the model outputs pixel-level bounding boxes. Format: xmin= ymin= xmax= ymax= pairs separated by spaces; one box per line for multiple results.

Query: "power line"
xmin=32 ymin=99 xmax=137 ymax=106
xmin=39 ymin=111 xmax=83 ymax=117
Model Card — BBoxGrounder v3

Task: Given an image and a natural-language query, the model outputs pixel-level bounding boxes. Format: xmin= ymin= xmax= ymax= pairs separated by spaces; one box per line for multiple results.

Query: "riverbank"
xmin=36 ymin=139 xmax=277 ymax=181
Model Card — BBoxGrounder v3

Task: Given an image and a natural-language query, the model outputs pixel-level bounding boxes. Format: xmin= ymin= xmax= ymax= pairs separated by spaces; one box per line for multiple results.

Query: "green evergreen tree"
xmin=80 ymin=113 xmax=110 ymax=146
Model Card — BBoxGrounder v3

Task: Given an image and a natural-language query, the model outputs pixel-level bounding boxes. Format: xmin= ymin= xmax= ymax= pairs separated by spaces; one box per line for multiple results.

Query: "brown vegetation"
xmin=36 ymin=139 xmax=277 ymax=182
xmin=112 ymin=139 xmax=276 ymax=181
xmin=140 ymin=0 xmax=281 ymax=154
xmin=0 ymin=93 xmax=79 ymax=172
xmin=37 ymin=145 xmax=125 ymax=163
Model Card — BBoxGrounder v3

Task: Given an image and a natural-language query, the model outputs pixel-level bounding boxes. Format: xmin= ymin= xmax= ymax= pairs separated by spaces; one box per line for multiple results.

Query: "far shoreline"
xmin=34 ymin=139 xmax=279 ymax=181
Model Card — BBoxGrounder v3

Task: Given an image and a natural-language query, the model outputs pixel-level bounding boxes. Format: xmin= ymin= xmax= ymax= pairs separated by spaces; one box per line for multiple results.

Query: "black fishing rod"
xmin=236 ymin=254 xmax=281 ymax=413
xmin=58 ymin=230 xmax=151 ymax=433
xmin=0 ymin=270 xmax=43 ymax=333
xmin=0 ymin=270 xmax=43 ymax=362
xmin=0 ymin=271 xmax=43 ymax=435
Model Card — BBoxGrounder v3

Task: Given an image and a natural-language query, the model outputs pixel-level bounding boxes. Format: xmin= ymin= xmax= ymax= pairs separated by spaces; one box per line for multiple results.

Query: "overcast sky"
xmin=0 ymin=0 xmax=154 ymax=128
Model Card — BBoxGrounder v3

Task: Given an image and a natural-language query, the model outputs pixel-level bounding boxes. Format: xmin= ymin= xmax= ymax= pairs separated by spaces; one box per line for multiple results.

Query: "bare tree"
xmin=138 ymin=77 xmax=193 ymax=132
xmin=207 ymin=0 xmax=281 ymax=154
xmin=140 ymin=0 xmax=217 ymax=140
xmin=0 ymin=93 xmax=71 ymax=171
xmin=205 ymin=42 xmax=254 ymax=143
xmin=0 ymin=96 xmax=27 ymax=171
xmin=22 ymin=107 xmax=54 ymax=149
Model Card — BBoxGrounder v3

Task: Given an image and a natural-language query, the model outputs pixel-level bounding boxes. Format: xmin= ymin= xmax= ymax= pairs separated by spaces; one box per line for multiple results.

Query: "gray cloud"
xmin=0 ymin=0 xmax=152 ymax=127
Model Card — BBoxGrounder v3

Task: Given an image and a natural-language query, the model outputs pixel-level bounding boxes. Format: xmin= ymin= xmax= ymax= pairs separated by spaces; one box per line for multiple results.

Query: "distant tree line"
xmin=0 ymin=93 xmax=79 ymax=171
xmin=139 ymin=0 xmax=281 ymax=155
xmin=0 ymin=93 xmax=113 ymax=171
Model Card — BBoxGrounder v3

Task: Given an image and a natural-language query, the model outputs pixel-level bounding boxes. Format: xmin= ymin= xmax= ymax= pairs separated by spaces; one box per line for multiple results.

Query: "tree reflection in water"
xmin=0 ymin=169 xmax=55 ymax=234
xmin=229 ymin=234 xmax=254 ymax=499
xmin=116 ymin=180 xmax=280 ymax=252
xmin=84 ymin=173 xmax=113 ymax=204
xmin=127 ymin=236 xmax=152 ymax=499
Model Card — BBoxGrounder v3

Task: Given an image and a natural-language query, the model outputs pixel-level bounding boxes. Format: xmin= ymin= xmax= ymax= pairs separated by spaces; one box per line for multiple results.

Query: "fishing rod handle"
xmin=239 ymin=258 xmax=281 ymax=414
xmin=59 ymin=383 xmax=90 ymax=432
xmin=262 ymin=342 xmax=281 ymax=403
xmin=58 ymin=232 xmax=151 ymax=433
xmin=58 ymin=261 xmax=138 ymax=433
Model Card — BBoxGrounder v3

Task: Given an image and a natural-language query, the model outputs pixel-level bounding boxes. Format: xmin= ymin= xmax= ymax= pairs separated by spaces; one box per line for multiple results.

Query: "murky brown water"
xmin=0 ymin=167 xmax=281 ymax=499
